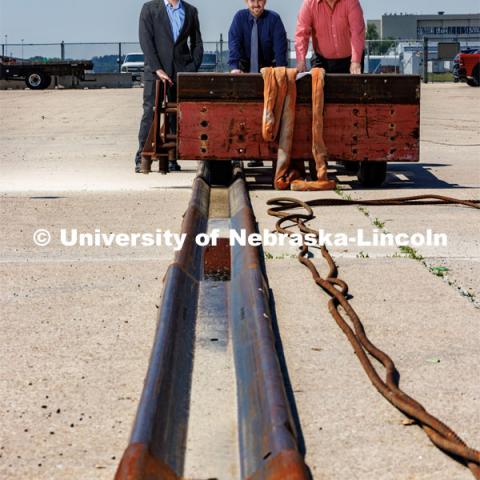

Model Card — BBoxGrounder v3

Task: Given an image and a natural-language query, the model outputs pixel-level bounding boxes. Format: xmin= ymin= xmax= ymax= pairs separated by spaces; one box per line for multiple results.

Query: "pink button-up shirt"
xmin=295 ymin=0 xmax=365 ymax=64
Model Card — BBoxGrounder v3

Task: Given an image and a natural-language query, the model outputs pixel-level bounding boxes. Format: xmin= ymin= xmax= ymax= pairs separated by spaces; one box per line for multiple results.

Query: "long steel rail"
xmin=115 ymin=160 xmax=479 ymax=479
xmin=115 ymin=162 xmax=308 ymax=479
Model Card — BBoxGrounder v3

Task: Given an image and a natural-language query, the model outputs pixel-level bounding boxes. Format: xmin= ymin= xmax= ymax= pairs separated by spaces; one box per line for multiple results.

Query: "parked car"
xmin=121 ymin=51 xmax=217 ymax=79
xmin=121 ymin=53 xmax=144 ymax=81
xmin=452 ymin=49 xmax=479 ymax=86
xmin=199 ymin=52 xmax=217 ymax=72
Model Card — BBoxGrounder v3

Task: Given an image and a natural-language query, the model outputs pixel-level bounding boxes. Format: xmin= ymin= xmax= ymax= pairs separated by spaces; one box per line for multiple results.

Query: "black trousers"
xmin=135 ymin=78 xmax=177 ymax=166
xmin=310 ymin=52 xmax=365 ymax=74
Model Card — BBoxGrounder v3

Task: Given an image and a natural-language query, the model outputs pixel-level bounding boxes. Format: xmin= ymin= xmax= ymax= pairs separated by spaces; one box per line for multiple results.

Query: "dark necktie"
xmin=250 ymin=17 xmax=259 ymax=73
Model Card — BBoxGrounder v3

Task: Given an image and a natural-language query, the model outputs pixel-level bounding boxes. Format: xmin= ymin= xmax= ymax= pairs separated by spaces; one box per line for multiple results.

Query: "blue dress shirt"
xmin=228 ymin=9 xmax=288 ymax=72
xmin=164 ymin=0 xmax=185 ymax=43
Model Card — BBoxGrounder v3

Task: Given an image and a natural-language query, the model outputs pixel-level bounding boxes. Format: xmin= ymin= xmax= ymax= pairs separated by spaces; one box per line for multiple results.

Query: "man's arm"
xmin=348 ymin=0 xmax=365 ymax=74
xmin=139 ymin=4 xmax=163 ymax=74
xmin=295 ymin=0 xmax=313 ymax=72
xmin=272 ymin=15 xmax=288 ymax=67
xmin=190 ymin=7 xmax=204 ymax=71
xmin=228 ymin=12 xmax=243 ymax=72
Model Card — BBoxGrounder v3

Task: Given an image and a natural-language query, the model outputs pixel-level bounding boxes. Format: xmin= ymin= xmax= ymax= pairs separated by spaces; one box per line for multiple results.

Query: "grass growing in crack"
xmin=333 ymin=186 xmax=478 ymax=308
xmin=334 ymin=186 xmax=372 ymax=221
xmin=398 ymin=246 xmax=424 ymax=261
xmin=373 ymin=218 xmax=385 ymax=229
xmin=335 ymin=186 xmax=353 ymax=201
xmin=264 ymin=252 xmax=298 ymax=261
xmin=358 ymin=206 xmax=369 ymax=217
xmin=446 ymin=279 xmax=478 ymax=306
xmin=274 ymin=253 xmax=298 ymax=260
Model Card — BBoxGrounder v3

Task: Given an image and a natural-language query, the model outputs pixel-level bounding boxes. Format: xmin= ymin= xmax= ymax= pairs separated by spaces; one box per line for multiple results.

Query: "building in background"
xmin=364 ymin=13 xmax=480 ymax=77
xmin=381 ymin=12 xmax=480 ymax=41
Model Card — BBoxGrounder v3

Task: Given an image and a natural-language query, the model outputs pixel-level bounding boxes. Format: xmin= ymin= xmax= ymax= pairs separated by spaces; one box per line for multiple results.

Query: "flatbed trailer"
xmin=142 ymin=73 xmax=421 ymax=188
xmin=0 ymin=57 xmax=93 ymax=90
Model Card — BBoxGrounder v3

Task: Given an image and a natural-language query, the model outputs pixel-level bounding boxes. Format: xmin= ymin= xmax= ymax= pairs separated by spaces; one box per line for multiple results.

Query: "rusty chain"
xmin=267 ymin=194 xmax=480 ymax=478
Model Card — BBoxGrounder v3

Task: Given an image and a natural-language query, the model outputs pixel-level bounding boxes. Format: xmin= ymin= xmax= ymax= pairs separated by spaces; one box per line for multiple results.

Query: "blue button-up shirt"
xmin=228 ymin=9 xmax=288 ymax=71
xmin=164 ymin=0 xmax=185 ymax=43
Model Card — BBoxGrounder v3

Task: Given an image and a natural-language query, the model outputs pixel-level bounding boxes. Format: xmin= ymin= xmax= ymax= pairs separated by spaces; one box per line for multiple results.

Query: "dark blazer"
xmin=139 ymin=0 xmax=204 ymax=80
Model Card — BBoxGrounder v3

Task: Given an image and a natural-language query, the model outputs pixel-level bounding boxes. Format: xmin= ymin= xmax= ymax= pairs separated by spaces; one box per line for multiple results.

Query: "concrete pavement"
xmin=0 ymin=82 xmax=479 ymax=479
xmin=249 ymin=82 xmax=480 ymax=478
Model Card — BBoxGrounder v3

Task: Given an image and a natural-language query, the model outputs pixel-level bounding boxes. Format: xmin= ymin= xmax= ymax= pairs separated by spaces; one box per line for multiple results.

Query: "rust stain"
xmin=178 ymin=102 xmax=420 ymax=163
xmin=115 ymin=444 xmax=179 ymax=480
xmin=247 ymin=450 xmax=309 ymax=480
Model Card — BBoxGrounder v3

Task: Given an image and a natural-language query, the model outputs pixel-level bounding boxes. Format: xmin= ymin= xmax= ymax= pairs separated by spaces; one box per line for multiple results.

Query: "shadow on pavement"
xmin=244 ymin=162 xmax=476 ymax=191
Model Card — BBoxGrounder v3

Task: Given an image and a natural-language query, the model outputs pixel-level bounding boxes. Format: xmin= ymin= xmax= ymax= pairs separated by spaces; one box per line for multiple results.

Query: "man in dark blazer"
xmin=135 ymin=0 xmax=204 ymax=173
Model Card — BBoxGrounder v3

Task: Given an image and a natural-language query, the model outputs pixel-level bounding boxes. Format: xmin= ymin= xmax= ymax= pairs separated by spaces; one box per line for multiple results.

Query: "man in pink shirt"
xmin=295 ymin=0 xmax=365 ymax=74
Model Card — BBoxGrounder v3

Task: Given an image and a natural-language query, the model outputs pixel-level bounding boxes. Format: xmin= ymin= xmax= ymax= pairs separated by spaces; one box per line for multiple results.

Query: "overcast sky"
xmin=0 ymin=0 xmax=479 ymax=44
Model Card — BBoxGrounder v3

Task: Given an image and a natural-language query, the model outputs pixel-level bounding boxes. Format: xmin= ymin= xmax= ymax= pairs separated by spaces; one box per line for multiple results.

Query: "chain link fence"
xmin=365 ymin=37 xmax=480 ymax=83
xmin=2 ymin=36 xmax=479 ymax=82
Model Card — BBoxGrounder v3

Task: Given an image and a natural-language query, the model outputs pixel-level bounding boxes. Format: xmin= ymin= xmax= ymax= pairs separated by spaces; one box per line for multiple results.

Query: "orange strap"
xmin=311 ymin=68 xmax=329 ymax=180
xmin=261 ymin=67 xmax=304 ymax=190
xmin=261 ymin=67 xmax=288 ymax=142
xmin=261 ymin=67 xmax=335 ymax=191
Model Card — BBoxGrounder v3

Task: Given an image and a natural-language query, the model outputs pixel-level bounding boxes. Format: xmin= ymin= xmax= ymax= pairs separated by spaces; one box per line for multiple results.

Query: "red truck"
xmin=457 ymin=51 xmax=480 ymax=87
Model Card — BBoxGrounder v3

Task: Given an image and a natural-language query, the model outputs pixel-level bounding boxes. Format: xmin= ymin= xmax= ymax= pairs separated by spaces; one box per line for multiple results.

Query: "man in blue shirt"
xmin=164 ymin=0 xmax=186 ymax=44
xmin=229 ymin=0 xmax=288 ymax=166
xmin=229 ymin=0 xmax=288 ymax=74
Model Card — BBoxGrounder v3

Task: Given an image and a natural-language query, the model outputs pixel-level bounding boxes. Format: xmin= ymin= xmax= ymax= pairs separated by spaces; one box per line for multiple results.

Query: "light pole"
xmin=21 ymin=39 xmax=24 ymax=63
xmin=4 ymin=34 xmax=7 ymax=58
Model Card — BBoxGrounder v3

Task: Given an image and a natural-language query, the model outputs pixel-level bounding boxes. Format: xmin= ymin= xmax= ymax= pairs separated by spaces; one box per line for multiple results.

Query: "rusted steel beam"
xmin=115 ymin=171 xmax=210 ymax=480
xmin=204 ymin=238 xmax=231 ymax=278
xmin=178 ymin=102 xmax=419 ymax=162
xmin=247 ymin=450 xmax=311 ymax=480
xmin=177 ymin=73 xmax=420 ymax=105
xmin=229 ymin=172 xmax=309 ymax=479
xmin=117 ymin=163 xmax=309 ymax=478
xmin=115 ymin=444 xmax=179 ymax=480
